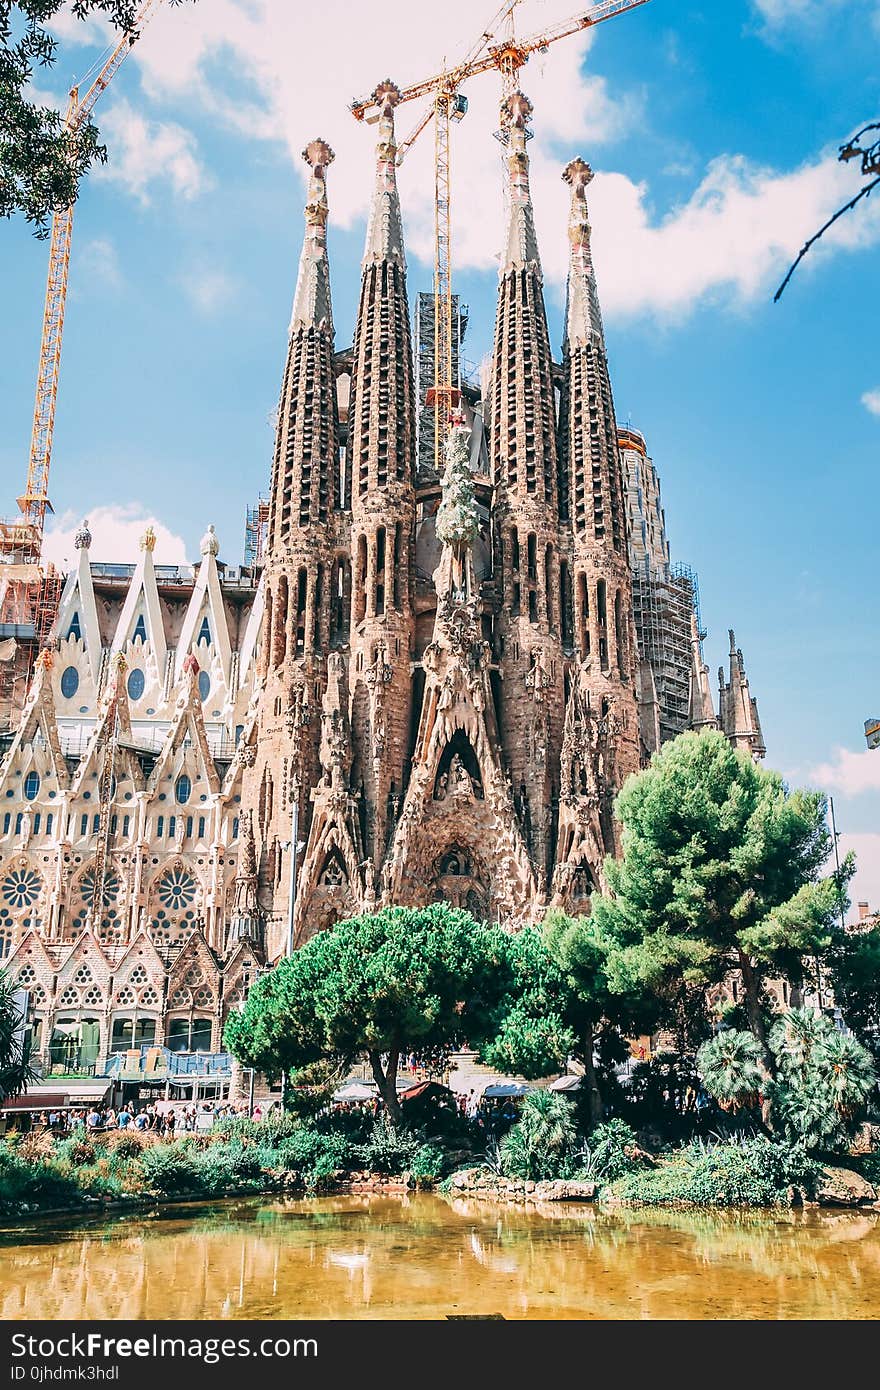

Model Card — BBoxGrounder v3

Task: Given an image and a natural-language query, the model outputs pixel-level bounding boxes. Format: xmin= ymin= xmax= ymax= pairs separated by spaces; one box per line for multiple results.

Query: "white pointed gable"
xmin=175 ymin=545 xmax=232 ymax=686
xmin=55 ymin=545 xmax=102 ymax=686
xmin=112 ymin=536 xmax=168 ymax=671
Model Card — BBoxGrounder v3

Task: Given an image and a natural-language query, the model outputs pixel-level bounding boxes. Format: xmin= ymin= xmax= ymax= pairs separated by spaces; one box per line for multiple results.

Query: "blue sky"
xmin=1 ymin=0 xmax=878 ymax=906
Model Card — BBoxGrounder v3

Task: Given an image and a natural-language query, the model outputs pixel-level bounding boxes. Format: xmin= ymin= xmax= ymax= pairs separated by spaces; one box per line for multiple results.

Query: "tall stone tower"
xmin=551 ymin=156 xmax=640 ymax=903
xmin=247 ymin=137 xmax=342 ymax=957
xmin=489 ymin=91 xmax=565 ymax=897
xmin=346 ymin=82 xmax=416 ymax=887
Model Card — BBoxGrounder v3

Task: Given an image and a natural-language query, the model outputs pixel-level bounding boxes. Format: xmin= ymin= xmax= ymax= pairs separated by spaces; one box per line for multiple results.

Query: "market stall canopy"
xmin=548 ymin=1075 xmax=582 ymax=1092
xmin=332 ymin=1082 xmax=379 ymax=1103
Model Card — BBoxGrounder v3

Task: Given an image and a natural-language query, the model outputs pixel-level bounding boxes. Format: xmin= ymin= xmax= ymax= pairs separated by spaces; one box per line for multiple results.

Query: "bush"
xmin=139 ymin=1143 xmax=200 ymax=1196
xmin=498 ymin=1091 xmax=581 ymax=1182
xmin=607 ymin=1136 xmax=818 ymax=1207
xmin=356 ymin=1116 xmax=421 ymax=1177
xmin=54 ymin=1136 xmax=96 ymax=1168
xmin=104 ymin=1132 xmax=147 ymax=1160
xmin=586 ymin=1119 xmax=642 ymax=1182
xmin=260 ymin=1125 xmax=355 ymax=1189
xmin=408 ymin=1142 xmax=448 ymax=1183
xmin=0 ymin=1144 xmax=80 ymax=1213
xmin=192 ymin=1141 xmax=263 ymax=1196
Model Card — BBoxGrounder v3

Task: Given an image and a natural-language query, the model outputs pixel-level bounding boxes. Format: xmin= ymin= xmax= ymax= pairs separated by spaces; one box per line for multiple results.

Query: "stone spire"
xmin=346 ymin=79 xmax=416 ymax=878
xmin=560 ymin=157 xmax=624 ymax=555
xmin=718 ymin=629 xmax=765 ymax=759
xmin=348 ymin=81 xmax=415 ymax=501
xmin=502 ymin=92 xmax=541 ymax=275
xmin=489 ymin=91 xmax=557 ymax=507
xmin=556 ymin=155 xmax=640 ymax=839
xmin=363 ymin=81 xmax=406 ymax=269
xmin=268 ymin=138 xmax=339 ymax=553
xmin=688 ymin=611 xmax=717 ymax=730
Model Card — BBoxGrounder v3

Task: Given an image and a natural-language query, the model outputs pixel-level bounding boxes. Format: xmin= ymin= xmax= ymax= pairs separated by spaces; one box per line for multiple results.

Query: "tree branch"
xmin=774 ymin=175 xmax=880 ymax=302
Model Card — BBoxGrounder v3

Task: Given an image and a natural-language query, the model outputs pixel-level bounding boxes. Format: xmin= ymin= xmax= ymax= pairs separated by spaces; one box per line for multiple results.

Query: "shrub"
xmin=104 ymin=1132 xmax=146 ymax=1160
xmin=139 ymin=1144 xmax=200 ymax=1196
xmin=260 ymin=1125 xmax=355 ymax=1189
xmin=356 ymin=1116 xmax=421 ymax=1176
xmin=0 ymin=1144 xmax=80 ymax=1213
xmin=408 ymin=1142 xmax=448 ymax=1183
xmin=498 ymin=1091 xmax=581 ymax=1182
xmin=587 ymin=1119 xmax=642 ymax=1182
xmin=607 ymin=1136 xmax=817 ymax=1207
xmin=54 ymin=1136 xmax=96 ymax=1168
xmin=192 ymin=1141 xmax=263 ymax=1196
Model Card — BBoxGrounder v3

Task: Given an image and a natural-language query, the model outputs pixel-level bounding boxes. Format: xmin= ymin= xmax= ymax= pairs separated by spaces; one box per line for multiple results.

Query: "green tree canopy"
xmin=225 ymin=904 xmax=509 ymax=1124
xmin=480 ymin=912 xmax=659 ymax=1126
xmin=830 ymin=924 xmax=880 ymax=1060
xmin=593 ymin=729 xmax=849 ymax=1078
xmin=2 ymin=1 xmax=191 ymax=233
xmin=0 ymin=968 xmax=35 ymax=1101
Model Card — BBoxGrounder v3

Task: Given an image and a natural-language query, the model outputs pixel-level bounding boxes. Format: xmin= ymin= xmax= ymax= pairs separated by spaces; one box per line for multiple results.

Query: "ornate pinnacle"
xmin=372 ymin=80 xmax=401 ymax=115
xmin=563 ymin=157 xmax=594 ymax=197
xmin=139 ymin=525 xmax=157 ymax=553
xmin=302 ymin=138 xmax=335 ymax=228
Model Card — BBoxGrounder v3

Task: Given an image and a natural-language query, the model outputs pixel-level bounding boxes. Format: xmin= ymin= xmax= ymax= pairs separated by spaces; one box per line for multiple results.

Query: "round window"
xmin=23 ymin=771 xmax=40 ymax=801
xmin=127 ymin=669 xmax=145 ymax=701
xmin=60 ymin=666 xmax=79 ymax=699
xmin=197 ymin=670 xmax=211 ymax=702
xmin=175 ymin=775 xmax=192 ymax=805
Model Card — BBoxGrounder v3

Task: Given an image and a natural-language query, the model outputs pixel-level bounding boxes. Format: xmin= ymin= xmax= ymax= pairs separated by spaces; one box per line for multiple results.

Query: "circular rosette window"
xmin=2 ymin=868 xmax=41 ymax=910
xmin=158 ymin=866 xmax=197 ymax=912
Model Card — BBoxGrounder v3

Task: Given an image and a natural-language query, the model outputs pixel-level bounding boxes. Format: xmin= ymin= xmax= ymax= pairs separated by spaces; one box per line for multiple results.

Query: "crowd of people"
xmin=43 ymin=1098 xmax=284 ymax=1137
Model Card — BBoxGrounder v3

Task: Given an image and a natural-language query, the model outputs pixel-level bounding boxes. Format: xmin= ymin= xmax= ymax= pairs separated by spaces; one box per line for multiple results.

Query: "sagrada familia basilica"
xmin=0 ymin=85 xmax=764 ymax=1073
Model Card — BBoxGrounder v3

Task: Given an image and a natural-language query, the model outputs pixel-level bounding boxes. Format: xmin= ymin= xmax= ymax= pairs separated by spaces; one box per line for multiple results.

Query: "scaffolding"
xmin=243 ymin=497 xmax=270 ymax=569
xmin=415 ymin=290 xmax=466 ymax=479
xmin=632 ymin=559 xmax=700 ymax=744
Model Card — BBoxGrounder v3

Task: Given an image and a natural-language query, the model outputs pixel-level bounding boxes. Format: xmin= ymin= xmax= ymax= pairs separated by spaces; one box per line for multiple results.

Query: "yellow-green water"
xmin=2 ymin=1194 xmax=879 ymax=1320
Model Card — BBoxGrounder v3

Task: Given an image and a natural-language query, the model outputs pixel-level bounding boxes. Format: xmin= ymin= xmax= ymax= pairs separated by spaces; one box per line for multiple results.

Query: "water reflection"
xmin=1 ymin=1195 xmax=878 ymax=1320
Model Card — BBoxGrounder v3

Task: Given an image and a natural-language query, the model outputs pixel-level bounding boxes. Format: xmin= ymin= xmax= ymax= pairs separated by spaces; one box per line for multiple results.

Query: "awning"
xmin=548 ymin=1075 xmax=582 ymax=1093
xmin=2 ymin=1081 xmax=111 ymax=1111
xmin=482 ymin=1082 xmax=533 ymax=1098
xmin=332 ymin=1082 xmax=378 ymax=1103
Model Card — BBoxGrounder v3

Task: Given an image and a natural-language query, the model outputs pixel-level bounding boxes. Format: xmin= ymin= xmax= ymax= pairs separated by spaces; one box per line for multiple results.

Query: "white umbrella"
xmin=548 ymin=1075 xmax=582 ymax=1092
xmin=332 ymin=1082 xmax=378 ymax=1103
xmin=482 ymin=1082 xmax=533 ymax=1098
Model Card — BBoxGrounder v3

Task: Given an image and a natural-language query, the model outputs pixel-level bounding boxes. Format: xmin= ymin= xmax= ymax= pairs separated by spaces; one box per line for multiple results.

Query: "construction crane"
xmin=351 ymin=0 xmax=650 ymax=474
xmin=0 ymin=0 xmax=163 ymax=724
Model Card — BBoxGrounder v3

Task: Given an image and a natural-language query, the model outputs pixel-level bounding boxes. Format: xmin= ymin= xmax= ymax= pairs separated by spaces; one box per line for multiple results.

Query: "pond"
xmin=2 ymin=1194 xmax=879 ymax=1320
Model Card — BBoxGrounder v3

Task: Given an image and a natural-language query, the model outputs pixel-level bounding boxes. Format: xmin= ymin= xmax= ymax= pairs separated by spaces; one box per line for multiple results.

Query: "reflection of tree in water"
xmin=2 ymin=1195 xmax=879 ymax=1320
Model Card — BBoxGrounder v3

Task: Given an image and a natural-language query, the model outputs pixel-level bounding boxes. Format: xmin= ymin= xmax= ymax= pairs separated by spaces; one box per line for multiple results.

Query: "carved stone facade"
xmin=250 ymin=87 xmax=681 ymax=945
xmin=0 ymin=86 xmax=765 ymax=1069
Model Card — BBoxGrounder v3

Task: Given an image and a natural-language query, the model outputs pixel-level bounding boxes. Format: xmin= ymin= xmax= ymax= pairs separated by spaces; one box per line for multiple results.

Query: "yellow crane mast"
xmin=351 ymin=0 xmax=650 ymax=472
xmin=15 ymin=0 xmax=165 ymax=568
xmin=0 ymin=0 xmax=163 ymax=725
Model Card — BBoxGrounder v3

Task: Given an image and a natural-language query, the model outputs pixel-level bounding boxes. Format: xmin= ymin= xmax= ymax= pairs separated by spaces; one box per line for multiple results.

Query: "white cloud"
xmin=181 ymin=267 xmax=238 ymax=314
xmin=43 ymin=504 xmax=188 ymax=570
xmin=838 ymin=833 xmax=880 ymax=919
xmin=861 ymin=389 xmax=880 ymax=416
xmin=810 ymin=747 xmax=880 ymax=798
xmin=79 ymin=237 xmax=122 ymax=289
xmin=752 ymin=0 xmax=851 ymax=22
xmin=97 ymin=0 xmax=879 ymax=323
xmin=96 ymin=98 xmax=210 ymax=204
